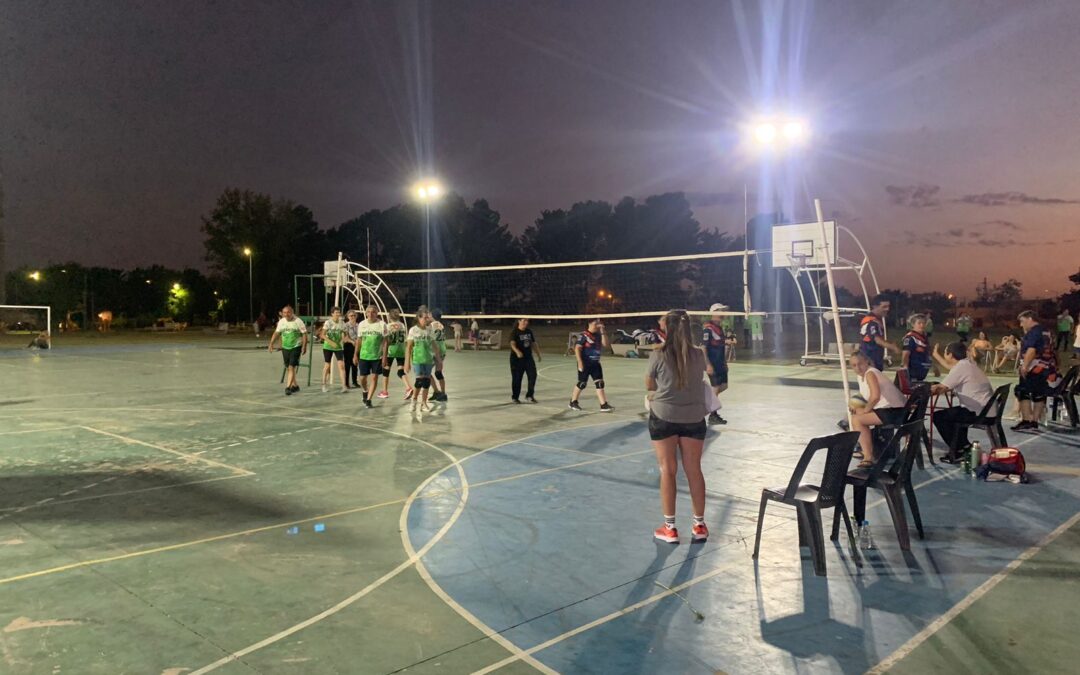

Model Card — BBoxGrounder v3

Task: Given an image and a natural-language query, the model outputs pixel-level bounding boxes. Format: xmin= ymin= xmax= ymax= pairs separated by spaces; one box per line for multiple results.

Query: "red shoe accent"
xmin=654 ymin=525 xmax=679 ymax=544
xmin=691 ymin=523 xmax=709 ymax=541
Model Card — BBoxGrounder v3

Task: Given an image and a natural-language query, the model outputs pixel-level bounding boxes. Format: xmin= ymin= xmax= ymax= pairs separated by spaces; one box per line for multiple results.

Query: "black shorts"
xmin=708 ymin=359 xmax=728 ymax=387
xmin=282 ymin=347 xmax=301 ymax=367
xmin=873 ymin=407 xmax=907 ymax=426
xmin=323 ymin=349 xmax=343 ymax=364
xmin=388 ymin=355 xmax=406 ymax=367
xmin=358 ymin=359 xmax=383 ymax=376
xmin=577 ymin=361 xmax=604 ymax=385
xmin=1016 ymin=371 xmax=1056 ymax=402
xmin=648 ymin=413 xmax=707 ymax=441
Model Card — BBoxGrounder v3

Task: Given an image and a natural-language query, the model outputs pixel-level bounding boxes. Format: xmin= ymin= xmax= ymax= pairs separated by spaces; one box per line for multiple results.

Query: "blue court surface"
xmin=406 ymin=364 xmax=1080 ymax=674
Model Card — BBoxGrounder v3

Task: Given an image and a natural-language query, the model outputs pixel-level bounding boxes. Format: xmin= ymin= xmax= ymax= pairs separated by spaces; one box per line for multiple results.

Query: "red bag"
xmin=978 ymin=447 xmax=1028 ymax=482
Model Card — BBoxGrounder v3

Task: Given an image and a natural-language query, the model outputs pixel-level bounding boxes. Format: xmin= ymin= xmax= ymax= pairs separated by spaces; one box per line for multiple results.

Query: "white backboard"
xmin=323 ymin=259 xmax=346 ymax=289
xmin=771 ymin=221 xmax=838 ymax=267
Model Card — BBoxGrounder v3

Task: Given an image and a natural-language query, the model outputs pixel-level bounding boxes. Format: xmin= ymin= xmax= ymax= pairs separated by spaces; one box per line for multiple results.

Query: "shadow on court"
xmin=0 ymin=471 xmax=290 ymax=522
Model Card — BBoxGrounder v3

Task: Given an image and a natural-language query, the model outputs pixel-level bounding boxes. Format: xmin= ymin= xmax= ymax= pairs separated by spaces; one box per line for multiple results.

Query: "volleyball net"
xmin=351 ymin=250 xmax=761 ymax=321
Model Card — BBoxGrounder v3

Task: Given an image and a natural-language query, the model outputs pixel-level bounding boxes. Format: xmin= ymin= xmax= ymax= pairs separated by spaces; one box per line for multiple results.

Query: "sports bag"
xmin=975 ymin=447 xmax=1028 ymax=482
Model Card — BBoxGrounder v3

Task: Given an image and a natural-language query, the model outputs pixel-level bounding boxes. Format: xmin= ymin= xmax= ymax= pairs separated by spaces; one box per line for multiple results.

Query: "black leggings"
xmin=343 ymin=343 xmax=358 ymax=385
xmin=510 ymin=356 xmax=537 ymax=399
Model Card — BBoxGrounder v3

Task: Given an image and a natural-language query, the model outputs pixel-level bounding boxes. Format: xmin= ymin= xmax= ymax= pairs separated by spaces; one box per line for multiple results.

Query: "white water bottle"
xmin=861 ymin=521 xmax=875 ymax=550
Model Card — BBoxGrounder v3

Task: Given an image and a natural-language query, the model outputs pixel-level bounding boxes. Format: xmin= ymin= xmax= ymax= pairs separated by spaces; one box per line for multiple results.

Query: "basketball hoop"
xmin=787 ymin=253 xmax=809 ymax=277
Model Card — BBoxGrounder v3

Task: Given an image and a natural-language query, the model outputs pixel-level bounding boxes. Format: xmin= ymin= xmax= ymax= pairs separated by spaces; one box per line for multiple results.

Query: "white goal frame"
xmin=0 ymin=304 xmax=52 ymax=337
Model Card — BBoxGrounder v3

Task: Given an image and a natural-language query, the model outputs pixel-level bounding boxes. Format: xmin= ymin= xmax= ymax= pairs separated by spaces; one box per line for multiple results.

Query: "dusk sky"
xmin=2 ymin=0 xmax=1079 ymax=297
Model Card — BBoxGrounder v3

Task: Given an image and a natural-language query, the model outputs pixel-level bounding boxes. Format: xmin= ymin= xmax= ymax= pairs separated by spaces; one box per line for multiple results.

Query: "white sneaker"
xmin=322 ymin=385 xmax=329 ymax=393
xmin=420 ymin=402 xmax=432 ymax=412
xmin=340 ymin=387 xmax=349 ymax=394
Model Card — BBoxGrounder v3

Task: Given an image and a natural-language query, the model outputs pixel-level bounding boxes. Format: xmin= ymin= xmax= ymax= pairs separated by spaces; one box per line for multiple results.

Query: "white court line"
xmin=0 ymin=474 xmax=250 ymax=514
xmin=866 ymin=508 xmax=1080 ymax=674
xmin=79 ymin=426 xmax=254 ymax=477
xmin=0 ymin=425 xmax=81 ymax=436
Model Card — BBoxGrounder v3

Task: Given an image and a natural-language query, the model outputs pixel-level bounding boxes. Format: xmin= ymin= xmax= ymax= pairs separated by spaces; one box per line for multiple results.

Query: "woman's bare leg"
xmin=677 ymin=437 xmax=706 ymax=518
xmin=652 ymin=437 xmax=679 ymax=517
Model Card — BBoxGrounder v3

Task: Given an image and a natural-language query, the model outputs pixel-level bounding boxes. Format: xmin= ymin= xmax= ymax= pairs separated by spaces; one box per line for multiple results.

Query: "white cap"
xmin=709 ymin=303 xmax=728 ymax=313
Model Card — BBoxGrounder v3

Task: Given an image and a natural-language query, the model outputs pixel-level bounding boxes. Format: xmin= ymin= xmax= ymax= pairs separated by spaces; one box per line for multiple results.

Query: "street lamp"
xmin=242 ymin=247 xmax=253 ymax=324
xmin=28 ymin=271 xmax=41 ymax=281
xmin=413 ymin=180 xmax=444 ymax=307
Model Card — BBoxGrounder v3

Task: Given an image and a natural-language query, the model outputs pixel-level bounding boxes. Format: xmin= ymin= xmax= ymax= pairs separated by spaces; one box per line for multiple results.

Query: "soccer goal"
xmin=0 ymin=304 xmax=53 ymax=349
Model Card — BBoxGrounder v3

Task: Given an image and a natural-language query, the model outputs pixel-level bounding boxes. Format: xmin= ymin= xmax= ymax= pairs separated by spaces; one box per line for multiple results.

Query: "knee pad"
xmin=594 ymin=379 xmax=605 ymax=390
xmin=397 ymin=368 xmax=406 ymax=379
xmin=435 ymin=371 xmax=444 ymax=381
xmin=576 ymin=380 xmax=588 ymax=391
xmin=414 ymin=378 xmax=423 ymax=390
xmin=422 ymin=379 xmax=432 ymax=389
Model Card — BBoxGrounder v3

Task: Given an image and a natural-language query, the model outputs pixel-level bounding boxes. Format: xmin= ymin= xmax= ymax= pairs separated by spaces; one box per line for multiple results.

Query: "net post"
xmin=815 ymin=199 xmax=853 ymax=426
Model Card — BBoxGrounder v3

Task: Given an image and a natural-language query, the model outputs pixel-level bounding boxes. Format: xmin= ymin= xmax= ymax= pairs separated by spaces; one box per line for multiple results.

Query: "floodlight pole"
xmin=815 ymin=198 xmax=853 ymax=426
xmin=424 ymin=201 xmax=432 ymax=308
xmin=247 ymin=253 xmax=253 ymax=324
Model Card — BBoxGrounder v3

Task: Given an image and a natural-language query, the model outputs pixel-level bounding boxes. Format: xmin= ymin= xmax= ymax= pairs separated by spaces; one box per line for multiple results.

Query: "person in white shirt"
xmin=849 ymin=351 xmax=907 ymax=467
xmin=267 ymin=305 xmax=308 ymax=395
xmin=931 ymin=342 xmax=995 ymax=462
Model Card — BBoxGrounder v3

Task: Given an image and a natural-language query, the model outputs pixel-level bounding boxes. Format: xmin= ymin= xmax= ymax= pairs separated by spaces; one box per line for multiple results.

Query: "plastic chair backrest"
xmin=1057 ymin=365 xmax=1078 ymax=394
xmin=862 ymin=427 xmax=905 ymax=485
xmin=782 ymin=432 xmax=860 ymax=506
xmin=901 ymin=384 xmax=931 ymax=424
xmin=887 ymin=419 xmax=925 ymax=482
xmin=977 ymin=383 xmax=1012 ymax=421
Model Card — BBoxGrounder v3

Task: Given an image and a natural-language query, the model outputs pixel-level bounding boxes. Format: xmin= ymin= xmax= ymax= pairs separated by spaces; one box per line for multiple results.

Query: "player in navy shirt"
xmin=901 ymin=314 xmax=932 ymax=382
xmin=860 ymin=294 xmax=900 ymax=371
xmin=702 ymin=303 xmax=729 ymax=424
xmin=1013 ymin=310 xmax=1060 ymax=431
xmin=569 ymin=318 xmax=613 ymax=412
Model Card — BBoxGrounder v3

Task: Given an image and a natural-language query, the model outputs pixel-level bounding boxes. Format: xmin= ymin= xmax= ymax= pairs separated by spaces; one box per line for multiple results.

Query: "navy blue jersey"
xmin=577 ymin=330 xmax=602 ymax=362
xmin=860 ymin=314 xmax=886 ymax=370
xmin=902 ymin=330 xmax=931 ymax=381
xmin=1022 ymin=325 xmax=1058 ymax=376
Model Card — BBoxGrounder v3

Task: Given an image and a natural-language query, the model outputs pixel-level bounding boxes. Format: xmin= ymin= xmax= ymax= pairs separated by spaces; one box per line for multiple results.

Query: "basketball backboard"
xmin=771 ymin=221 xmax=838 ymax=267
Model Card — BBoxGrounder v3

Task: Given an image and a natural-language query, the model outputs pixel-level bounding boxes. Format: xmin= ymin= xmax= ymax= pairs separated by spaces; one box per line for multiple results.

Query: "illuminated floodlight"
xmin=242 ymin=247 xmax=252 ymax=257
xmin=782 ymin=120 xmax=806 ymax=142
xmin=28 ymin=271 xmax=41 ymax=281
xmin=414 ymin=180 xmax=444 ymax=202
xmin=753 ymin=123 xmax=777 ymax=144
xmin=172 ymin=282 xmax=181 ymax=291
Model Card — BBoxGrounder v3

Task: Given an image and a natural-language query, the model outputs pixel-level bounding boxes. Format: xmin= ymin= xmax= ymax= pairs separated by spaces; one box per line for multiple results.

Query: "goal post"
xmin=0 ymin=304 xmax=53 ymax=348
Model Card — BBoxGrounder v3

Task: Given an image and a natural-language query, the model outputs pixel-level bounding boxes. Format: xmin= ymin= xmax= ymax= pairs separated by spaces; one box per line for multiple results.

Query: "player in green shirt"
xmin=268 ymin=305 xmax=308 ymax=395
xmin=381 ymin=308 xmax=411 ymax=400
xmin=430 ymin=309 xmax=449 ymax=402
xmin=319 ymin=306 xmax=348 ymax=394
xmin=405 ymin=307 xmax=443 ymax=413
xmin=355 ymin=304 xmax=388 ymax=408
xmin=747 ymin=313 xmax=764 ymax=356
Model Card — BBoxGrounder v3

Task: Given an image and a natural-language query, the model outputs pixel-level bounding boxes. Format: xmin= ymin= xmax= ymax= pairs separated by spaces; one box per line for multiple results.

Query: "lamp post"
xmin=413 ymin=180 xmax=443 ymax=308
xmin=242 ymin=247 xmax=253 ymax=324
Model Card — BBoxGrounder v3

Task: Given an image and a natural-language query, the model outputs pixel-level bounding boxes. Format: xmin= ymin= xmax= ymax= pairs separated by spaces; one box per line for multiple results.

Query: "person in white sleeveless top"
xmin=849 ymin=351 xmax=907 ymax=468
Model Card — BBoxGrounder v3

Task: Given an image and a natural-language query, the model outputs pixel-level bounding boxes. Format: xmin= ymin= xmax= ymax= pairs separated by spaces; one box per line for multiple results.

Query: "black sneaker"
xmin=837 ymin=419 xmax=850 ymax=431
xmin=599 ymin=403 xmax=614 ymax=413
xmin=364 ymin=398 xmax=373 ymax=409
xmin=285 ymin=388 xmax=293 ymax=396
xmin=526 ymin=396 xmax=537 ymax=404
xmin=512 ymin=398 xmax=521 ymax=404
xmin=290 ymin=385 xmax=300 ymax=393
xmin=708 ymin=412 xmax=727 ymax=425
xmin=569 ymin=401 xmax=583 ymax=411
xmin=1011 ymin=420 xmax=1038 ymax=431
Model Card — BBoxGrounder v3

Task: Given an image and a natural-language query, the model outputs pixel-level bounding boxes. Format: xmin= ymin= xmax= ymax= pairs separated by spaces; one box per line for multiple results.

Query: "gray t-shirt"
xmin=647 ymin=348 xmax=707 ymax=423
xmin=941 ymin=358 xmax=994 ymax=413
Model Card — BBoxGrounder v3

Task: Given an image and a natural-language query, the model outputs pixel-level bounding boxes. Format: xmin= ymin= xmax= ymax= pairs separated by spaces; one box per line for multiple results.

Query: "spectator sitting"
xmin=930 ymin=342 xmax=994 ymax=462
xmin=27 ymin=331 xmax=51 ymax=350
xmin=968 ymin=331 xmax=994 ymax=366
xmin=993 ymin=334 xmax=1019 ymax=372
xmin=848 ymin=351 xmax=908 ymax=468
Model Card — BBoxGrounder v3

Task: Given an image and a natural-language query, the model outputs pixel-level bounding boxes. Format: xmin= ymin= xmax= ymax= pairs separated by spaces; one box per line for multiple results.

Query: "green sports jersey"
xmin=956 ymin=316 xmax=972 ymax=332
xmin=431 ymin=320 xmax=447 ymax=356
xmin=408 ymin=325 xmax=435 ymax=365
xmin=748 ymin=314 xmax=764 ymax=336
xmin=387 ymin=321 xmax=407 ymax=357
xmin=357 ymin=319 xmax=386 ymax=360
xmin=277 ymin=318 xmax=306 ymax=350
xmin=925 ymin=317 xmax=934 ymax=333
xmin=322 ymin=319 xmax=345 ymax=352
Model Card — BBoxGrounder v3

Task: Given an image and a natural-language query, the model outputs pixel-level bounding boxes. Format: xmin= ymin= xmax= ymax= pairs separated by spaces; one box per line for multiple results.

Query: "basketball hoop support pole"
xmin=815 ymin=199 xmax=853 ymax=426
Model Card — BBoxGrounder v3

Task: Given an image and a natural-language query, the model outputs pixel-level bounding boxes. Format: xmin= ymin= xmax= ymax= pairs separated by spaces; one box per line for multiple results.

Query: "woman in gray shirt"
xmin=646 ymin=310 xmax=712 ymax=544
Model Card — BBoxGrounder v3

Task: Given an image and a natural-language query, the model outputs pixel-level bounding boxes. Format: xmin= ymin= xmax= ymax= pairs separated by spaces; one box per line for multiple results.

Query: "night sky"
xmin=2 ymin=0 xmax=1079 ymax=297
